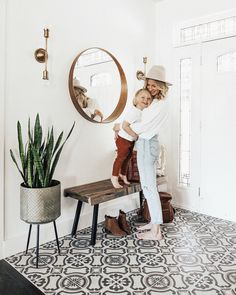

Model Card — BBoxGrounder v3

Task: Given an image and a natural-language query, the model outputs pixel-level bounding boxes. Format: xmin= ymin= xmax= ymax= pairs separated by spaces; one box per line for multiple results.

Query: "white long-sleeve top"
xmin=119 ymin=106 xmax=142 ymax=141
xmin=131 ymin=99 xmax=168 ymax=140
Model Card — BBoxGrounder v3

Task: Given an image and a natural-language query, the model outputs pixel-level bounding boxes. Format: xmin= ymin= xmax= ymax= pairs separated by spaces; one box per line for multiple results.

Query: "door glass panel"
xmin=217 ymin=51 xmax=236 ymax=72
xmin=179 ymin=58 xmax=192 ymax=187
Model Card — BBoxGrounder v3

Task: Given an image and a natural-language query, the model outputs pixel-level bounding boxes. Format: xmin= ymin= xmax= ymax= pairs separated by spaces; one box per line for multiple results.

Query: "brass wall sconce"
xmin=136 ymin=56 xmax=147 ymax=81
xmin=34 ymin=28 xmax=49 ymax=80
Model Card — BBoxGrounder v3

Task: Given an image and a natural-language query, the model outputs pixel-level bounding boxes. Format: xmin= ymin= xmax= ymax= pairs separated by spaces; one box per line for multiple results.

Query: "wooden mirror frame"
xmin=69 ymin=47 xmax=128 ymax=123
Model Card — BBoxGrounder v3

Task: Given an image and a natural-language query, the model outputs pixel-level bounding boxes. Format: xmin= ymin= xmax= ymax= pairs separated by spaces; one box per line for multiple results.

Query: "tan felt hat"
xmin=73 ymin=79 xmax=87 ymax=92
xmin=145 ymin=65 xmax=172 ymax=86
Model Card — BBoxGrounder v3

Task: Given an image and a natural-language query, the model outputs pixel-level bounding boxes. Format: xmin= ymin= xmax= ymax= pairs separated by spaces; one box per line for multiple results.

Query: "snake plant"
xmin=10 ymin=114 xmax=75 ymax=188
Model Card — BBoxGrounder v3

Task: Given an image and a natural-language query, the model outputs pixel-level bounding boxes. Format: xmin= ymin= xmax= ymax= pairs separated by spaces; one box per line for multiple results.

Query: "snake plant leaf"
xmin=10 ymin=149 xmax=26 ymax=183
xmin=28 ymin=118 xmax=31 ymax=141
xmin=26 ymin=143 xmax=33 ymax=187
xmin=23 ymin=142 xmax=29 ymax=182
xmin=17 ymin=121 xmax=25 ymax=173
xmin=33 ymin=170 xmax=40 ymax=188
xmin=40 ymin=140 xmax=45 ymax=155
xmin=34 ymin=114 xmax=42 ymax=150
xmin=42 ymin=128 xmax=52 ymax=168
xmin=43 ymin=127 xmax=54 ymax=187
xmin=64 ymin=122 xmax=75 ymax=142
xmin=49 ymin=122 xmax=75 ymax=182
xmin=33 ymin=116 xmax=42 ymax=154
xmin=53 ymin=132 xmax=63 ymax=156
xmin=48 ymin=144 xmax=63 ymax=183
xmin=31 ymin=144 xmax=45 ymax=187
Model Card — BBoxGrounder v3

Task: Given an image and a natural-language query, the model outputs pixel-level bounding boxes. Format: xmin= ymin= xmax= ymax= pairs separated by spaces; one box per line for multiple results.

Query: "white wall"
xmin=1 ymin=0 xmax=158 ymax=257
xmin=0 ymin=0 xmax=6 ymax=259
xmin=155 ymin=0 xmax=236 ymax=216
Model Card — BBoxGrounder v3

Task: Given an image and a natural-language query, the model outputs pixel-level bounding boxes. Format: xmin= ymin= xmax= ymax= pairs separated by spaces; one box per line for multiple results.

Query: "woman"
xmin=130 ymin=65 xmax=172 ymax=240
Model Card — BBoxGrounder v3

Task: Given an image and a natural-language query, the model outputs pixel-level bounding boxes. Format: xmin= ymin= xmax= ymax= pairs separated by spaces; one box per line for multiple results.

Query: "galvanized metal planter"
xmin=20 ymin=180 xmax=61 ymax=224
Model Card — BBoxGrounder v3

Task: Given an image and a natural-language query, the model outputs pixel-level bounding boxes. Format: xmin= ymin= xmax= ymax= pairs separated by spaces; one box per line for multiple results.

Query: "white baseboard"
xmin=171 ymin=201 xmax=199 ymax=212
xmin=172 ymin=201 xmax=236 ymax=223
xmin=2 ymin=193 xmax=140 ymax=258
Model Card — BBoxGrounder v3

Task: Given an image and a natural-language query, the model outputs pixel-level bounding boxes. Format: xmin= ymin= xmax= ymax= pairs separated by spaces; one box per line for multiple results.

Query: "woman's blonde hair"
xmin=145 ymin=79 xmax=169 ymax=100
xmin=133 ymin=88 xmax=151 ymax=106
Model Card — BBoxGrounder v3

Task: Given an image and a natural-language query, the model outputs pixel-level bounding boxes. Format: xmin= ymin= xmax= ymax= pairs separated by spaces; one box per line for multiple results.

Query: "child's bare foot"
xmin=111 ymin=176 xmax=123 ymax=188
xmin=119 ymin=174 xmax=130 ymax=185
xmin=137 ymin=222 xmax=152 ymax=231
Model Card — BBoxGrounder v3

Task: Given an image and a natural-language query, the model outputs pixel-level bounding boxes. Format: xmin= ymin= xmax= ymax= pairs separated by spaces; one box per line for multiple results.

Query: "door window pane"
xmin=180 ymin=16 xmax=236 ymax=45
xmin=90 ymin=72 xmax=112 ymax=87
xmin=217 ymin=51 xmax=236 ymax=72
xmin=179 ymin=58 xmax=192 ymax=187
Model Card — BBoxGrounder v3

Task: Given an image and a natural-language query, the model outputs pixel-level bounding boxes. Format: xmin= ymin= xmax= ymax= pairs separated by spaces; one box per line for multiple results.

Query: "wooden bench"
xmin=64 ymin=177 xmax=166 ymax=245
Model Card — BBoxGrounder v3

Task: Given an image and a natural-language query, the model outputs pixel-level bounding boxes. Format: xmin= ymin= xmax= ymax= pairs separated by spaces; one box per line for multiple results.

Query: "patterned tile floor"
xmin=5 ymin=208 xmax=236 ymax=295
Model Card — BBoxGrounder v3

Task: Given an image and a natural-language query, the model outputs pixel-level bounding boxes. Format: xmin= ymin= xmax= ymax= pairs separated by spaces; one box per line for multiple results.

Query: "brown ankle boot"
xmin=104 ymin=215 xmax=127 ymax=237
xmin=118 ymin=210 xmax=131 ymax=235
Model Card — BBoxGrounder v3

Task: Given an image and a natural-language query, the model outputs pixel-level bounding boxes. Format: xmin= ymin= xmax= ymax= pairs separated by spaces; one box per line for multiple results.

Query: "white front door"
xmin=172 ymin=37 xmax=236 ymax=222
xmin=200 ymin=37 xmax=236 ymax=221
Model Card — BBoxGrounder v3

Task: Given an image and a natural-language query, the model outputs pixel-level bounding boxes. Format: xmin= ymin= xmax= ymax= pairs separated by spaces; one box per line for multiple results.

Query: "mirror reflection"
xmin=69 ymin=48 xmax=127 ymax=123
xmin=73 ymin=78 xmax=104 ymax=122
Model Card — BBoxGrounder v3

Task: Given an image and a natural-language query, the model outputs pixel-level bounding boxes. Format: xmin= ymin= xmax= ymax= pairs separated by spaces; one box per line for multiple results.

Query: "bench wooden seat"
xmin=64 ymin=177 xmax=166 ymax=245
xmin=64 ymin=179 xmax=142 ymax=205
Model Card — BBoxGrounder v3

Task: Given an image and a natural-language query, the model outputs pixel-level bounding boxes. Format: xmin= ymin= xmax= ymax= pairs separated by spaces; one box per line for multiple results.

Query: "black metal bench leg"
xmin=71 ymin=200 xmax=83 ymax=237
xmin=36 ymin=224 xmax=40 ymax=268
xmin=25 ymin=224 xmax=32 ymax=254
xmin=91 ymin=204 xmax=99 ymax=246
xmin=53 ymin=220 xmax=60 ymax=254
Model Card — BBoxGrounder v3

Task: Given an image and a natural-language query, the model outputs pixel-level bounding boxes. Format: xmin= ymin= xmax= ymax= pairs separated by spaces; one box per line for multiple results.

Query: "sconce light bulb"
xmin=44 ymin=28 xmax=49 ymax=38
xmin=43 ymin=70 xmax=49 ymax=80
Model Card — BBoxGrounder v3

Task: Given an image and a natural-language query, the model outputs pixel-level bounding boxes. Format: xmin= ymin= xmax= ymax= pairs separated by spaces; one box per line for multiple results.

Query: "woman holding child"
xmin=131 ymin=65 xmax=172 ymax=241
xmin=108 ymin=65 xmax=171 ymax=240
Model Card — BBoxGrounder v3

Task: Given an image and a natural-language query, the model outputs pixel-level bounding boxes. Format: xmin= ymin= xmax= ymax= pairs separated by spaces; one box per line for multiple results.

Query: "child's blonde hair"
xmin=133 ymin=89 xmax=151 ymax=106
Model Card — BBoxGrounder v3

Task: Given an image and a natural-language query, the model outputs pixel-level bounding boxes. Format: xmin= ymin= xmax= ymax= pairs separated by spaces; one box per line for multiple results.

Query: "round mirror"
xmin=69 ymin=48 xmax=128 ymax=123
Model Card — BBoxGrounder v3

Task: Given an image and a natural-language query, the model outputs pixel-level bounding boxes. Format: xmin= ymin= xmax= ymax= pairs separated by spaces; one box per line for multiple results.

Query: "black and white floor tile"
xmin=5 ymin=208 xmax=236 ymax=294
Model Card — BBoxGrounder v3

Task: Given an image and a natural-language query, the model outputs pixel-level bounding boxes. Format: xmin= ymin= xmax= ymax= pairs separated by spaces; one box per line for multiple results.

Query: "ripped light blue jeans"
xmin=136 ymin=135 xmax=163 ymax=225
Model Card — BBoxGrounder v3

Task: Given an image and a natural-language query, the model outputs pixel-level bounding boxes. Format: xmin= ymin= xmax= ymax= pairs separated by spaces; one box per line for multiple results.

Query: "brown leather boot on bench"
xmin=142 ymin=192 xmax=175 ymax=223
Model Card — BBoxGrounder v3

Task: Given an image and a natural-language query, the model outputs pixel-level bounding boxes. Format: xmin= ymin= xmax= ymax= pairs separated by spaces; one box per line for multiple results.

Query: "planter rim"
xmin=20 ymin=179 xmax=60 ymax=189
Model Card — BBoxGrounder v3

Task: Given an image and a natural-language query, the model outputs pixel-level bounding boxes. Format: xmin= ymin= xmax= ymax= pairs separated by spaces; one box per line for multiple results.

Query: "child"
xmin=111 ymin=89 xmax=152 ymax=188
